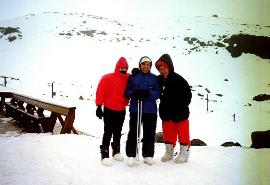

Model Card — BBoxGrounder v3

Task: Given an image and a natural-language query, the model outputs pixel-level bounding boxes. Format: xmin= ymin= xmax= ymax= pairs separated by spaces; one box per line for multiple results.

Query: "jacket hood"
xmin=114 ymin=57 xmax=129 ymax=73
xmin=155 ymin=54 xmax=174 ymax=72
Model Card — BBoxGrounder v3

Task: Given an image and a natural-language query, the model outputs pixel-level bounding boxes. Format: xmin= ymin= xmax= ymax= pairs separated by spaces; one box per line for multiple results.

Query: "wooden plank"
xmin=0 ymin=91 xmax=12 ymax=98
xmin=0 ymin=97 xmax=5 ymax=114
xmin=60 ymin=109 xmax=76 ymax=134
xmin=42 ymin=112 xmax=57 ymax=132
xmin=57 ymin=114 xmax=78 ymax=134
xmin=11 ymin=93 xmax=76 ymax=116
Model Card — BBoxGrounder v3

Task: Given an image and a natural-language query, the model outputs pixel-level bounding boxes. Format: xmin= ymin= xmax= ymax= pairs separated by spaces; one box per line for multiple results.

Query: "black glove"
xmin=96 ymin=106 xmax=103 ymax=119
xmin=133 ymin=89 xmax=149 ymax=100
xmin=131 ymin=68 xmax=140 ymax=76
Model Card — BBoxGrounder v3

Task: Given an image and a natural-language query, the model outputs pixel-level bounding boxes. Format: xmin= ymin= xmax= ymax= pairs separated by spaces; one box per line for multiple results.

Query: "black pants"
xmin=126 ymin=112 xmax=157 ymax=158
xmin=101 ymin=107 xmax=126 ymax=148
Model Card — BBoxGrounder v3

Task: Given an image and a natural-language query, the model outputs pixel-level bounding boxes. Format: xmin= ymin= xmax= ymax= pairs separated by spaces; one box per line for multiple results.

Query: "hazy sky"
xmin=0 ymin=0 xmax=269 ymax=24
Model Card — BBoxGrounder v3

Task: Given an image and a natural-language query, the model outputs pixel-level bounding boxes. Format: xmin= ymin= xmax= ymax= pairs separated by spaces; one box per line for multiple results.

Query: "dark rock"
xmin=225 ymin=34 xmax=270 ymax=59
xmin=221 ymin=142 xmax=242 ymax=147
xmin=8 ymin=36 xmax=17 ymax=42
xmin=1 ymin=27 xmax=20 ymax=35
xmin=253 ymin=94 xmax=270 ymax=101
xmin=184 ymin=33 xmax=270 ymax=59
xmin=0 ymin=27 xmax=22 ymax=42
xmin=250 ymin=130 xmax=270 ymax=149
xmin=191 ymin=139 xmax=207 ymax=146
xmin=198 ymin=93 xmax=204 ymax=97
xmin=79 ymin=30 xmax=96 ymax=37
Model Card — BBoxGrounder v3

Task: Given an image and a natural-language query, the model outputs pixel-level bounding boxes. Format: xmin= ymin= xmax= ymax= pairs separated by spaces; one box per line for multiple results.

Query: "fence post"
xmin=206 ymin=93 xmax=209 ymax=112
xmin=51 ymin=82 xmax=54 ymax=98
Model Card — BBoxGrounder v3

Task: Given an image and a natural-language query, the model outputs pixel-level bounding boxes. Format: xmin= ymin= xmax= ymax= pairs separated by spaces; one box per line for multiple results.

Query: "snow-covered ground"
xmin=0 ymin=133 xmax=270 ymax=185
xmin=0 ymin=0 xmax=270 ymax=184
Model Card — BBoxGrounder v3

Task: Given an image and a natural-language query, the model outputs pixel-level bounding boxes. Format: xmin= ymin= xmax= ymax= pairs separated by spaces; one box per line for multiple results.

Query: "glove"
xmin=96 ymin=106 xmax=103 ymax=119
xmin=131 ymin=68 xmax=140 ymax=76
xmin=133 ymin=89 xmax=149 ymax=100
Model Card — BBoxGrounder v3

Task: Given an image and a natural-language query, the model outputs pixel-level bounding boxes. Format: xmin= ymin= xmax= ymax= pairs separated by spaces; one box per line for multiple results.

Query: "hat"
xmin=139 ymin=56 xmax=152 ymax=67
xmin=155 ymin=60 xmax=169 ymax=70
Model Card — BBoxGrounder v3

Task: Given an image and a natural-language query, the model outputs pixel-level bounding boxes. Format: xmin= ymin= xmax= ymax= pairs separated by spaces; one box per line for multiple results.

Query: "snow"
xmin=1 ymin=0 xmax=270 ymax=184
xmin=0 ymin=133 xmax=270 ymax=185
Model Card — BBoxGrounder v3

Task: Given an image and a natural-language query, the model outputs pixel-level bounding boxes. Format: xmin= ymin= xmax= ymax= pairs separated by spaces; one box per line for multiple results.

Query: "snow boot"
xmin=175 ymin=144 xmax=189 ymax=163
xmin=161 ymin=143 xmax=174 ymax=162
xmin=100 ymin=145 xmax=112 ymax=166
xmin=144 ymin=157 xmax=154 ymax=165
xmin=111 ymin=142 xmax=124 ymax=161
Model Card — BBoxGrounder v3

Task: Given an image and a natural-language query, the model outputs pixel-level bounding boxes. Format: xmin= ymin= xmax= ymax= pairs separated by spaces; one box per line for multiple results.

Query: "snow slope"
xmin=1 ymin=11 xmax=269 ymax=146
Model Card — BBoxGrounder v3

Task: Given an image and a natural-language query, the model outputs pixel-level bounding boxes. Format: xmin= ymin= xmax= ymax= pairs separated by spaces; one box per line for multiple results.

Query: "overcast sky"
xmin=0 ymin=0 xmax=269 ymax=24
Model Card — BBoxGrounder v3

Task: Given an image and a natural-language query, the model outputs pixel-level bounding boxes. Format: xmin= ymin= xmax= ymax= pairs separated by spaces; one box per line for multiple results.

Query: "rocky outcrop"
xmin=250 ymin=130 xmax=270 ymax=149
xmin=253 ymin=94 xmax=270 ymax=101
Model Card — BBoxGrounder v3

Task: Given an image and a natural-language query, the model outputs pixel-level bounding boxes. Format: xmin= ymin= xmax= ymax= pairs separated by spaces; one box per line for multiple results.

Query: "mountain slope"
xmin=0 ymin=12 xmax=270 ymax=146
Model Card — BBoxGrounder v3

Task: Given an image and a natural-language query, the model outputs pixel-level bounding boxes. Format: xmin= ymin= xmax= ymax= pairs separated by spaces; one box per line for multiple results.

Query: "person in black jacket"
xmin=155 ymin=53 xmax=192 ymax=163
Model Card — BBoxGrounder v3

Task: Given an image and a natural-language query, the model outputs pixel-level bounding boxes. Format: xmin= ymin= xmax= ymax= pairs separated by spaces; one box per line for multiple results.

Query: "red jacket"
xmin=96 ymin=57 xmax=130 ymax=111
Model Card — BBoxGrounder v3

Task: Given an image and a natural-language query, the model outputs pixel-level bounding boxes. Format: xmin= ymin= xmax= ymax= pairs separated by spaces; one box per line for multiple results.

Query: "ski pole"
xmin=136 ymin=100 xmax=142 ymax=162
xmin=137 ymin=100 xmax=142 ymax=162
xmin=136 ymin=100 xmax=140 ymax=162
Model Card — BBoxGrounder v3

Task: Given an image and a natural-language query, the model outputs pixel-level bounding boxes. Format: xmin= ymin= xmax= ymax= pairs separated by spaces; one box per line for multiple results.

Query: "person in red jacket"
xmin=95 ymin=57 xmax=130 ymax=166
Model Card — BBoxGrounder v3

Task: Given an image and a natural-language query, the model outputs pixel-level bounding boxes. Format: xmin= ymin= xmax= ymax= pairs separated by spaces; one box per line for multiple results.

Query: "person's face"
xmin=119 ymin=67 xmax=128 ymax=74
xmin=140 ymin=61 xmax=151 ymax=73
xmin=158 ymin=66 xmax=169 ymax=78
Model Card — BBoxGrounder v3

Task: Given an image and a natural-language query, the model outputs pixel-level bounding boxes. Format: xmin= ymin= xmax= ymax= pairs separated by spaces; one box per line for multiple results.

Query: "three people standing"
xmin=95 ymin=54 xmax=192 ymax=166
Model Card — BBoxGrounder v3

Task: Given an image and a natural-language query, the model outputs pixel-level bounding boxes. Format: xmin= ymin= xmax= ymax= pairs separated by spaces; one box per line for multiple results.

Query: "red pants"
xmin=162 ymin=119 xmax=190 ymax=147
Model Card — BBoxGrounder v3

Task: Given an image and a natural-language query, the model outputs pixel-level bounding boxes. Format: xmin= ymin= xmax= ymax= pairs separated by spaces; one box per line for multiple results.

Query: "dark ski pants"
xmin=101 ymin=107 xmax=126 ymax=148
xmin=126 ymin=112 xmax=157 ymax=158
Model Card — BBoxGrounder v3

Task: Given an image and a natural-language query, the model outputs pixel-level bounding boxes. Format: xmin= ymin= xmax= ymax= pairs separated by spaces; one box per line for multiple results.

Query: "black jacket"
xmin=156 ymin=54 xmax=192 ymax=122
